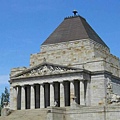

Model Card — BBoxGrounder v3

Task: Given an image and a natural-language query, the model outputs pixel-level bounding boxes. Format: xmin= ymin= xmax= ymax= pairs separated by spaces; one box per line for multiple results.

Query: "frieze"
xmin=11 ymin=62 xmax=81 ymax=79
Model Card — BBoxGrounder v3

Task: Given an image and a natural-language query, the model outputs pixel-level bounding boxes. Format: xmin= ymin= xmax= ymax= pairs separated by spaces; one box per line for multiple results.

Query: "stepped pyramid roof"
xmin=42 ymin=13 xmax=108 ymax=48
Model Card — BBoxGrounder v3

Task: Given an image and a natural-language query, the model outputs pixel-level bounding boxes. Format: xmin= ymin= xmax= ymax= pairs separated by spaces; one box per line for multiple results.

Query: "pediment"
xmin=11 ymin=62 xmax=81 ymax=79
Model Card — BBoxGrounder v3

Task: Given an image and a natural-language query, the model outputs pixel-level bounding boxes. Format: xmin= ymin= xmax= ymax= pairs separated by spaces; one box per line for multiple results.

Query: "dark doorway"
xmin=64 ymin=81 xmax=70 ymax=106
xmin=17 ymin=86 xmax=21 ymax=110
xmin=84 ymin=81 xmax=87 ymax=105
xmin=25 ymin=85 xmax=31 ymax=109
xmin=54 ymin=82 xmax=60 ymax=107
xmin=44 ymin=83 xmax=50 ymax=108
xmin=74 ymin=81 xmax=80 ymax=104
xmin=35 ymin=84 xmax=40 ymax=108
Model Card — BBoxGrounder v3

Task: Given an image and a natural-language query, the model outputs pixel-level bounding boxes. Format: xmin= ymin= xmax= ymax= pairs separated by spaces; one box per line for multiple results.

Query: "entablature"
xmin=10 ymin=62 xmax=91 ymax=85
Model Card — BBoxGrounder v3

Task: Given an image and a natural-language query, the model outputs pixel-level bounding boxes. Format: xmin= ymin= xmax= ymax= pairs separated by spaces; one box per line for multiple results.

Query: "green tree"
xmin=3 ymin=87 xmax=9 ymax=103
xmin=1 ymin=93 xmax=5 ymax=108
xmin=0 ymin=87 xmax=9 ymax=116
xmin=0 ymin=104 xmax=1 ymax=116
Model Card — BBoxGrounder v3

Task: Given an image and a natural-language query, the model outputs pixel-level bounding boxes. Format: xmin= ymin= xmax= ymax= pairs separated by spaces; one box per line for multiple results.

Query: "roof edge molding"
xmin=10 ymin=62 xmax=84 ymax=79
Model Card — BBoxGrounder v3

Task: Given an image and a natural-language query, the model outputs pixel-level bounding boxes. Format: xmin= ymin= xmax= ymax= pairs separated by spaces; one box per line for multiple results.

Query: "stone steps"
xmin=0 ymin=108 xmax=48 ymax=120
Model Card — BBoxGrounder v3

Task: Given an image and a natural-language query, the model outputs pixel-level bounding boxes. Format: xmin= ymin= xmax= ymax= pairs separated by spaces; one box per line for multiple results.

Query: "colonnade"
xmin=12 ymin=80 xmax=88 ymax=110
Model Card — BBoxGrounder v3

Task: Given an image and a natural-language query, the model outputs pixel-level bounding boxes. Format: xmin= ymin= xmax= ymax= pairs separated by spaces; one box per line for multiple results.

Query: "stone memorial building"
xmin=1 ymin=11 xmax=120 ymax=120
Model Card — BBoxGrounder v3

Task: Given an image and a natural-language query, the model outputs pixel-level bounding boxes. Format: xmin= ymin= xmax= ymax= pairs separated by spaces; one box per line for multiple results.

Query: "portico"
xmin=10 ymin=63 xmax=90 ymax=110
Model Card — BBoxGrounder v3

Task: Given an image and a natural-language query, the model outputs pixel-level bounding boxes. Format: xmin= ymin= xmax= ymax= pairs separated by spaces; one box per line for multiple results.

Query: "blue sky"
xmin=0 ymin=0 xmax=120 ymax=95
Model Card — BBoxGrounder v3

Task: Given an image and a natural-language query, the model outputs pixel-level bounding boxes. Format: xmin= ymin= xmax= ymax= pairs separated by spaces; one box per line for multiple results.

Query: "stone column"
xmin=30 ymin=85 xmax=35 ymax=109
xmin=40 ymin=84 xmax=44 ymax=108
xmin=80 ymin=81 xmax=85 ymax=105
xmin=60 ymin=82 xmax=64 ymax=107
xmin=50 ymin=83 xmax=54 ymax=106
xmin=85 ymin=80 xmax=91 ymax=106
xmin=10 ymin=86 xmax=14 ymax=110
xmin=70 ymin=81 xmax=75 ymax=105
xmin=21 ymin=86 xmax=25 ymax=110
xmin=13 ymin=86 xmax=18 ymax=110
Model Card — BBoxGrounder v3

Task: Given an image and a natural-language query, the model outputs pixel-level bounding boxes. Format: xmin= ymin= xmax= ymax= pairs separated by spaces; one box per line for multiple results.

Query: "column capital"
xmin=49 ymin=82 xmax=53 ymax=84
xmin=69 ymin=80 xmax=75 ymax=83
xmin=80 ymin=80 xmax=84 ymax=83
xmin=59 ymin=81 xmax=64 ymax=83
xmin=13 ymin=85 xmax=19 ymax=88
xmin=39 ymin=83 xmax=43 ymax=85
xmin=21 ymin=85 xmax=25 ymax=88
xmin=30 ymin=84 xmax=35 ymax=86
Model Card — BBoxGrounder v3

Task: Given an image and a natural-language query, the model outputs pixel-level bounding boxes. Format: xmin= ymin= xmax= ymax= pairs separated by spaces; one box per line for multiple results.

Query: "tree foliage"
xmin=0 ymin=105 xmax=1 ymax=116
xmin=0 ymin=87 xmax=9 ymax=116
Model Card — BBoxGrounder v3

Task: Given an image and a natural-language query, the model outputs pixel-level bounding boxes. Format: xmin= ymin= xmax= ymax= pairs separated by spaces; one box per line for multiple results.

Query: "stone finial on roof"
xmin=73 ymin=10 xmax=78 ymax=16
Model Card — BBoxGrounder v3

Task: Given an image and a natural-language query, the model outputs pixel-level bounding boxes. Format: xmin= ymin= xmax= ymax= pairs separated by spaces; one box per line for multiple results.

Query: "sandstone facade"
xmin=2 ymin=13 xmax=120 ymax=120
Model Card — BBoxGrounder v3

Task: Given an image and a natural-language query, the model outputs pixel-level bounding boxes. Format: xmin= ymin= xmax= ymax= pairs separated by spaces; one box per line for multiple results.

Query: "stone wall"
xmin=29 ymin=39 xmax=120 ymax=78
xmin=47 ymin=107 xmax=66 ymax=120
xmin=65 ymin=106 xmax=120 ymax=120
xmin=90 ymin=74 xmax=107 ymax=106
xmin=0 ymin=108 xmax=48 ymax=120
xmin=1 ymin=105 xmax=120 ymax=120
xmin=106 ymin=106 xmax=120 ymax=120
xmin=11 ymin=39 xmax=120 ymax=78
xmin=30 ymin=39 xmax=95 ymax=67
xmin=45 ymin=106 xmax=120 ymax=120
